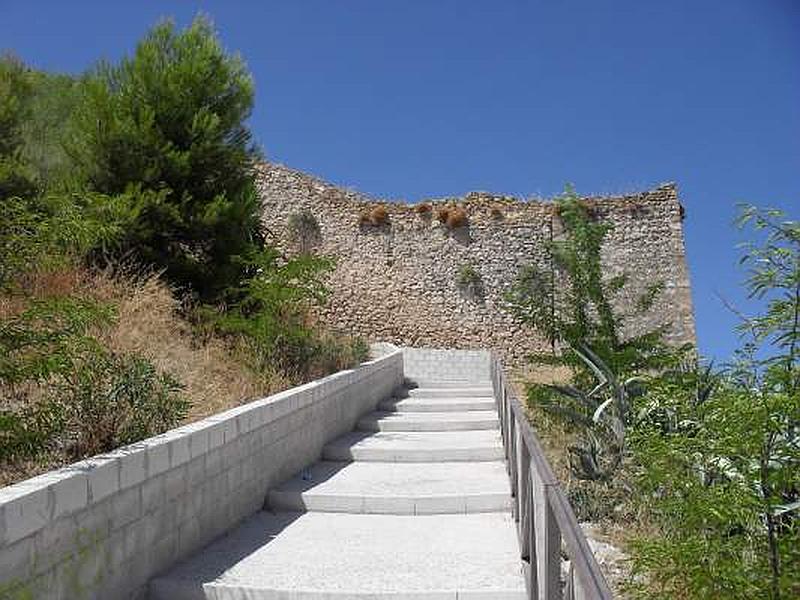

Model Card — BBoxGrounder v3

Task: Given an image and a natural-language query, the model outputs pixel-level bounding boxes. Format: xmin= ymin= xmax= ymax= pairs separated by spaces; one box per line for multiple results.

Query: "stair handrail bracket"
xmin=490 ymin=356 xmax=614 ymax=600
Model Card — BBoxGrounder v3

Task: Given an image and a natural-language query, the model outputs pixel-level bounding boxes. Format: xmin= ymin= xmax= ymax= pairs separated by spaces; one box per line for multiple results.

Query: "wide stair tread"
xmin=358 ymin=410 xmax=499 ymax=431
xmin=404 ymin=386 xmax=494 ymax=398
xmin=149 ymin=511 xmax=526 ymax=599
xmin=323 ymin=430 xmax=504 ymax=462
xmin=268 ymin=460 xmax=512 ymax=514
xmin=379 ymin=397 xmax=495 ymax=412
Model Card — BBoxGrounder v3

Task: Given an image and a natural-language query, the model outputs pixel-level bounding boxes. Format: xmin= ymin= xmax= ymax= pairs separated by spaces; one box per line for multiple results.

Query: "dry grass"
xmin=95 ymin=272 xmax=289 ymax=421
xmin=3 ymin=265 xmax=289 ymax=424
xmin=369 ymin=205 xmax=389 ymax=226
xmin=445 ymin=207 xmax=468 ymax=229
xmin=358 ymin=206 xmax=391 ymax=227
xmin=415 ymin=203 xmax=432 ymax=216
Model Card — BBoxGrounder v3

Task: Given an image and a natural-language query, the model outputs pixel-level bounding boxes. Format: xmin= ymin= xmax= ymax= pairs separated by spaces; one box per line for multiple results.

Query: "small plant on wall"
xmin=436 ymin=206 xmax=469 ymax=229
xmin=456 ymin=264 xmax=484 ymax=302
xmin=288 ymin=209 xmax=321 ymax=254
xmin=415 ymin=203 xmax=432 ymax=217
xmin=358 ymin=205 xmax=390 ymax=228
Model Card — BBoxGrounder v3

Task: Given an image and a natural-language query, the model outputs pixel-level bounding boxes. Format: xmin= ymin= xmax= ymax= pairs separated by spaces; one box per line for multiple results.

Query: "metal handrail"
xmin=491 ymin=356 xmax=614 ymax=600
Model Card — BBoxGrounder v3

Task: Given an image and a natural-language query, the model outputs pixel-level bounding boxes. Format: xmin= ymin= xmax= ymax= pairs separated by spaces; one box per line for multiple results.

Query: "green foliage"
xmin=507 ymin=186 xmax=674 ymax=480
xmin=735 ymin=204 xmax=800 ymax=394
xmin=506 ymin=186 xmax=672 ymax=380
xmin=626 ymin=205 xmax=800 ymax=599
xmin=210 ymin=249 xmax=336 ymax=377
xmin=1 ymin=191 xmax=139 ymax=287
xmin=0 ymin=297 xmax=114 ymax=385
xmin=456 ymin=264 xmax=484 ymax=301
xmin=0 ymin=55 xmax=37 ymax=201
xmin=628 ymin=378 xmax=800 ymax=599
xmin=19 ymin=70 xmax=81 ymax=185
xmin=67 ymin=16 xmax=263 ymax=301
xmin=66 ymin=352 xmax=187 ymax=456
xmin=0 ymin=297 xmax=187 ymax=464
xmin=0 ymin=56 xmax=132 ymax=287
xmin=456 ymin=264 xmax=480 ymax=287
xmin=288 ymin=210 xmax=321 ymax=255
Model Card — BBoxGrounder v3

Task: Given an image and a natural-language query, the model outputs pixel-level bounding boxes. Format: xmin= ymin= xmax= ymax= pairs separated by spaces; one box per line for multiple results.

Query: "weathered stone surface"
xmin=257 ymin=163 xmax=696 ymax=367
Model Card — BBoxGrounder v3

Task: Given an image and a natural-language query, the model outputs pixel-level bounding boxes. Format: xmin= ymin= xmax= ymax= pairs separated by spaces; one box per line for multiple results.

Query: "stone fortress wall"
xmin=256 ymin=163 xmax=696 ymax=367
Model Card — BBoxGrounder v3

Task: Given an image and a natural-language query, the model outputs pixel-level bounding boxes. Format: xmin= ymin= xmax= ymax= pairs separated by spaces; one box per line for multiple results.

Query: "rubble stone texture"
xmin=257 ymin=163 xmax=696 ymax=367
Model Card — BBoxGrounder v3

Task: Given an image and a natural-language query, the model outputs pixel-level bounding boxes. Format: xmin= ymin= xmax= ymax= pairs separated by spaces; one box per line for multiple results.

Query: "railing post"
xmin=515 ymin=425 xmax=528 ymax=527
xmin=509 ymin=411 xmax=518 ymax=520
xmin=533 ymin=476 xmax=561 ymax=600
xmin=491 ymin=353 xmax=613 ymax=600
xmin=524 ymin=464 xmax=538 ymax=600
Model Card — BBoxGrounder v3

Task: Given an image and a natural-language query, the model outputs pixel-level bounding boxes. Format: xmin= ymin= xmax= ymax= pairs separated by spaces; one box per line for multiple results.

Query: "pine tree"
xmin=67 ymin=16 xmax=264 ymax=301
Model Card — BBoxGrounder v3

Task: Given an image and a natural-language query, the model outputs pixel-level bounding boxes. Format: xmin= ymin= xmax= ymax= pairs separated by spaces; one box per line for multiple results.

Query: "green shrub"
xmin=0 ymin=297 xmax=187 ymax=465
xmin=66 ymin=353 xmax=187 ymax=456
xmin=506 ymin=186 xmax=674 ymax=482
xmin=288 ymin=210 xmax=321 ymax=254
xmin=456 ymin=264 xmax=484 ymax=301
xmin=0 ymin=55 xmax=37 ymax=201
xmin=625 ymin=205 xmax=800 ymax=599
xmin=628 ymin=379 xmax=800 ymax=600
xmin=210 ymin=248 xmax=336 ymax=378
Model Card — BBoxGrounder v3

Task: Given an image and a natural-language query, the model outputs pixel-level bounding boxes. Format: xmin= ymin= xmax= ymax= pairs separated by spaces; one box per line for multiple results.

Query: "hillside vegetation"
xmin=507 ymin=189 xmax=799 ymax=599
xmin=0 ymin=18 xmax=365 ymax=486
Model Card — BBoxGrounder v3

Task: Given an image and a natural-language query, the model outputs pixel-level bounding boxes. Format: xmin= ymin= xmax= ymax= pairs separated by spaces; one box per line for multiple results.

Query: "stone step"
xmin=149 ymin=511 xmax=527 ymax=600
xmin=267 ymin=460 xmax=512 ymax=514
xmin=406 ymin=379 xmax=493 ymax=389
xmin=379 ymin=397 xmax=496 ymax=412
xmin=404 ymin=386 xmax=494 ymax=398
xmin=322 ymin=430 xmax=504 ymax=462
xmin=358 ymin=410 xmax=499 ymax=432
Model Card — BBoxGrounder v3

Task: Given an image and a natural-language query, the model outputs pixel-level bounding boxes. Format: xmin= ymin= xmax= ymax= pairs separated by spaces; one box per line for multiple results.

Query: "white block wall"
xmin=401 ymin=347 xmax=492 ymax=384
xmin=0 ymin=347 xmax=403 ymax=600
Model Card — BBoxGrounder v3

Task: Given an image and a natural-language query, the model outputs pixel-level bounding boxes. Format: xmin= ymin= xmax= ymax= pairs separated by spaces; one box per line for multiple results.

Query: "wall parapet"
xmin=0 ymin=346 xmax=404 ymax=599
xmin=257 ymin=163 xmax=696 ymax=368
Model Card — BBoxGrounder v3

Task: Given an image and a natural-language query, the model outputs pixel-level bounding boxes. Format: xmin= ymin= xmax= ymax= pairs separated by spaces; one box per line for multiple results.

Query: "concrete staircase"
xmin=150 ymin=380 xmax=526 ymax=599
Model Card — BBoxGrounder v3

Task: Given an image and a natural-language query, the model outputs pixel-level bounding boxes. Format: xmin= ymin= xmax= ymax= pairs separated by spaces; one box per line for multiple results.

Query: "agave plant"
xmin=534 ymin=341 xmax=645 ymax=480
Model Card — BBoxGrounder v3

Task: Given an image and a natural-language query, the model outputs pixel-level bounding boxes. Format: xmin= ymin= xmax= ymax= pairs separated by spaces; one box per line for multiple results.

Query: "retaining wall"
xmin=0 ymin=347 xmax=404 ymax=600
xmin=402 ymin=347 xmax=492 ymax=384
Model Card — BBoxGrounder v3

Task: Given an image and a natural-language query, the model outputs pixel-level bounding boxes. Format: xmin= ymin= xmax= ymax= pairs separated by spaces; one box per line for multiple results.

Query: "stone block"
xmin=51 ymin=471 xmax=88 ymax=520
xmin=73 ymin=498 xmax=113 ymax=551
xmin=83 ymin=457 xmax=120 ymax=504
xmin=141 ymin=474 xmax=165 ymax=515
xmin=207 ymin=421 xmax=225 ymax=451
xmin=110 ymin=486 xmax=141 ymax=532
xmin=145 ymin=439 xmax=171 ymax=478
xmin=0 ymin=479 xmax=52 ymax=545
xmin=168 ymin=433 xmax=190 ymax=468
xmin=0 ymin=535 xmax=34 ymax=589
xmin=117 ymin=446 xmax=147 ymax=490
xmin=186 ymin=456 xmax=206 ymax=490
xmin=163 ymin=466 xmax=187 ymax=504
xmin=188 ymin=423 xmax=210 ymax=459
xmin=32 ymin=513 xmax=79 ymax=574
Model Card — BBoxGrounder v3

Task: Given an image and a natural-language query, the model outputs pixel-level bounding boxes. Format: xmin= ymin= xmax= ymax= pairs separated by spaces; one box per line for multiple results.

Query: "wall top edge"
xmin=0 ymin=348 xmax=403 ymax=509
xmin=257 ymin=162 xmax=679 ymax=209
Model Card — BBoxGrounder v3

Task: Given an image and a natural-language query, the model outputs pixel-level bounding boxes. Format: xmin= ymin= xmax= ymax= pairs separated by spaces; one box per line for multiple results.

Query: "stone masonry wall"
xmin=256 ymin=163 xmax=696 ymax=367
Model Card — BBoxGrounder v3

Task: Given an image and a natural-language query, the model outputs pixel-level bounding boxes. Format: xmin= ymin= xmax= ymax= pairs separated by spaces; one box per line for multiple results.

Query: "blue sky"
xmin=2 ymin=0 xmax=798 ymax=361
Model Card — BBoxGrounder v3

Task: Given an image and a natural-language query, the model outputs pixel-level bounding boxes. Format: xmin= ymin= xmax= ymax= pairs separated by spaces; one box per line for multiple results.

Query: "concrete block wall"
xmin=0 ymin=347 xmax=403 ymax=600
xmin=402 ymin=347 xmax=491 ymax=384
